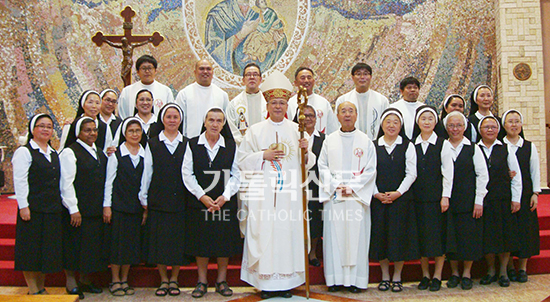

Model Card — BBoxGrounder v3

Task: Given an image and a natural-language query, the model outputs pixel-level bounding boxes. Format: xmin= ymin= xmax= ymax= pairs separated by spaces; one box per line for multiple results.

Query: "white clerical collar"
xmin=475 ymin=111 xmax=493 ymax=119
xmin=159 ymin=131 xmax=183 ymax=143
xmin=198 ymin=132 xmax=226 ymax=149
xmin=338 ymin=128 xmax=357 ymax=137
xmin=378 ymin=135 xmax=403 ymax=147
xmin=415 ymin=132 xmax=438 ymax=145
xmin=246 ymin=91 xmax=261 ymax=97
xmin=269 ymin=118 xmax=285 ymax=125
xmin=139 ymin=80 xmax=156 ymax=87
xmin=29 ymin=139 xmax=55 ymax=155
xmin=120 ymin=143 xmax=145 ymax=158
xmin=354 ymin=89 xmax=370 ymax=96
xmin=399 ymin=98 xmax=421 ymax=106
xmin=504 ymin=136 xmax=524 ymax=147
xmin=76 ymin=138 xmax=97 ymax=153
xmin=195 ymin=82 xmax=212 ymax=90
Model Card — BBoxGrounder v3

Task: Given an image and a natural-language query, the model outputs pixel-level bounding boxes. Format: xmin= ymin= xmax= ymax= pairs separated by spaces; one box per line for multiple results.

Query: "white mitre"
xmin=261 ymin=70 xmax=293 ymax=101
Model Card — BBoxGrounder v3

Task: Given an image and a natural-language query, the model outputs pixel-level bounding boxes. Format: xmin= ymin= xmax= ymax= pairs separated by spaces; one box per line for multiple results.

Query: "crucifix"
xmin=92 ymin=6 xmax=164 ymax=87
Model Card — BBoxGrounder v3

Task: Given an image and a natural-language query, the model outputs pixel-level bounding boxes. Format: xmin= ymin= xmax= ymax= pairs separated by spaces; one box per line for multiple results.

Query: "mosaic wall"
xmin=0 ymin=0 xmax=496 ymax=191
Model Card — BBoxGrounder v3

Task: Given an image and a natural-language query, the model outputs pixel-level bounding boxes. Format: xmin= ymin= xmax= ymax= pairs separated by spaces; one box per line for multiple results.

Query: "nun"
xmin=182 ymin=107 xmax=242 ymax=298
xmin=60 ymin=116 xmax=109 ymax=299
xmin=138 ymin=103 xmax=189 ymax=297
xmin=443 ymin=111 xmax=488 ymax=290
xmin=370 ymin=108 xmax=418 ymax=293
xmin=412 ymin=105 xmax=454 ymax=292
xmin=467 ymin=85 xmax=505 ymax=141
xmin=59 ymin=90 xmax=111 ymax=153
xmin=477 ymin=115 xmax=521 ymax=287
xmin=99 ymin=89 xmax=123 ymax=154
xmin=12 ymin=113 xmax=63 ymax=295
xmin=436 ymin=94 xmax=477 ymax=142
xmin=103 ymin=117 xmax=147 ymax=296
xmin=502 ymin=109 xmax=541 ymax=283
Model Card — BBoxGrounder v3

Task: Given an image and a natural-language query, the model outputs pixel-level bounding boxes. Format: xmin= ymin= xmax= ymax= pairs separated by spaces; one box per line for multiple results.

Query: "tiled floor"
xmin=2 ymin=274 xmax=550 ymax=302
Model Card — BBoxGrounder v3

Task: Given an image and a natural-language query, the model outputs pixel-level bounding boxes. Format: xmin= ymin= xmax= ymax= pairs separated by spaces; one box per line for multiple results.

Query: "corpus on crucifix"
xmin=92 ymin=6 xmax=164 ymax=87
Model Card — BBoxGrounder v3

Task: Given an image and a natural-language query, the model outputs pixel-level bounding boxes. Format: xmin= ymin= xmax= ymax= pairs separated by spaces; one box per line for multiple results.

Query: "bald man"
xmin=319 ymin=101 xmax=377 ymax=293
xmin=175 ymin=60 xmax=230 ymax=138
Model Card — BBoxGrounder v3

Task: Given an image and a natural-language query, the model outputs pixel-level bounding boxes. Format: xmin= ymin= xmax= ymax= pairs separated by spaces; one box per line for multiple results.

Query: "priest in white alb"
xmin=334 ymin=63 xmax=389 ymax=140
xmin=318 ymin=101 xmax=377 ymax=293
xmin=286 ymin=67 xmax=339 ymax=134
xmin=226 ymin=63 xmax=267 ymax=146
xmin=174 ymin=59 xmax=229 ymax=138
xmin=238 ymin=70 xmax=315 ymax=299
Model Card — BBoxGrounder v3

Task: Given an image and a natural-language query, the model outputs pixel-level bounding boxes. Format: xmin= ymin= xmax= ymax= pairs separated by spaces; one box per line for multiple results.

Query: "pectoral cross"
xmin=92 ymin=6 xmax=164 ymax=87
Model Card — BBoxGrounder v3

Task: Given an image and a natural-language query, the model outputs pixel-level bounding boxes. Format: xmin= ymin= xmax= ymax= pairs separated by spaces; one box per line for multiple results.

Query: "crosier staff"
xmin=296 ymin=85 xmax=310 ymax=299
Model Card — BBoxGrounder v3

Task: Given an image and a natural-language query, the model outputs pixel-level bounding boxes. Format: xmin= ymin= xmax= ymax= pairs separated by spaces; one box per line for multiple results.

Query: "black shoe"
xmin=429 ymin=278 xmax=442 ymax=291
xmin=328 ymin=285 xmax=343 ymax=292
xmin=480 ymin=274 xmax=497 ymax=285
xmin=279 ymin=290 xmax=292 ymax=298
xmin=418 ymin=277 xmax=430 ymax=290
xmin=498 ymin=276 xmax=510 ymax=287
xmin=79 ymin=282 xmax=103 ymax=294
xmin=260 ymin=290 xmax=275 ymax=299
xmin=348 ymin=286 xmax=361 ymax=293
xmin=461 ymin=277 xmax=473 ymax=290
xmin=518 ymin=270 xmax=528 ymax=283
xmin=309 ymin=258 xmax=321 ymax=267
xmin=66 ymin=287 xmax=85 ymax=300
xmin=447 ymin=275 xmax=460 ymax=288
xmin=508 ymin=269 xmax=518 ymax=282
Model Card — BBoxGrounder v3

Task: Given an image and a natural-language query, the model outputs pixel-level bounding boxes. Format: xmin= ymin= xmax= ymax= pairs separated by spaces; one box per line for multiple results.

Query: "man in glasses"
xmin=117 ymin=55 xmax=175 ymax=119
xmin=334 ymin=63 xmax=389 ymax=140
xmin=227 ymin=63 xmax=267 ymax=145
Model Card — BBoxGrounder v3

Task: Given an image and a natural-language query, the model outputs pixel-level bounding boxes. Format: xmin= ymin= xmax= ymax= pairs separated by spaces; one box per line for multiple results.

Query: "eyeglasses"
xmin=103 ymin=99 xmax=118 ymax=105
xmin=126 ymin=129 xmax=142 ymax=135
xmin=244 ymin=73 xmax=261 ymax=78
xmin=139 ymin=67 xmax=155 ymax=72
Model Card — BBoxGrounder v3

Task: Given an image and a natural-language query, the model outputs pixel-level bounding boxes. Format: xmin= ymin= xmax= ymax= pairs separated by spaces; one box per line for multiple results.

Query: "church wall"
xmin=495 ymin=0 xmax=547 ymax=186
xmin=1 ymin=0 xmax=543 ymax=190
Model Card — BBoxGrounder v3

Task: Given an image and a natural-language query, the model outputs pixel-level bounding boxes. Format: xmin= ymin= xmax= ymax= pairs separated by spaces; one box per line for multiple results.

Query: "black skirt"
xmin=62 ymin=212 xmax=108 ymax=273
xmin=446 ymin=211 xmax=483 ymax=261
xmin=185 ymin=206 xmax=242 ymax=258
xmin=109 ymin=210 xmax=143 ymax=265
xmin=483 ymin=197 xmax=519 ymax=254
xmin=14 ymin=211 xmax=63 ymax=273
xmin=513 ymin=194 xmax=540 ymax=258
xmin=369 ymin=195 xmax=419 ymax=262
xmin=146 ymin=210 xmax=188 ymax=266
xmin=415 ymin=200 xmax=446 ymax=258
xmin=308 ymin=198 xmax=323 ymax=239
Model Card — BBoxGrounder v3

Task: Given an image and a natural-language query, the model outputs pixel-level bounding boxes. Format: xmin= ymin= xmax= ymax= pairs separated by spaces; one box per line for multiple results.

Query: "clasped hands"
xmin=200 ymin=195 xmax=228 ymax=212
